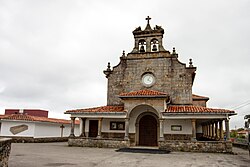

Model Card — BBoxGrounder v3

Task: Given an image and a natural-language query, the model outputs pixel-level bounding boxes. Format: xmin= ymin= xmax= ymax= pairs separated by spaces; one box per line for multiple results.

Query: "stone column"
xmin=69 ymin=117 xmax=75 ymax=137
xmin=225 ymin=119 xmax=230 ymax=141
xmin=204 ymin=125 xmax=207 ymax=137
xmin=124 ymin=118 xmax=129 ymax=140
xmin=203 ymin=125 xmax=206 ymax=137
xmin=211 ymin=122 xmax=215 ymax=139
xmin=205 ymin=124 xmax=207 ymax=137
xmin=219 ymin=120 xmax=223 ymax=140
xmin=191 ymin=119 xmax=197 ymax=141
xmin=215 ymin=121 xmax=218 ymax=140
xmin=159 ymin=119 xmax=164 ymax=141
xmin=207 ymin=124 xmax=209 ymax=138
xmin=97 ymin=118 xmax=103 ymax=138
xmin=209 ymin=123 xmax=212 ymax=138
xmin=80 ymin=118 xmax=86 ymax=137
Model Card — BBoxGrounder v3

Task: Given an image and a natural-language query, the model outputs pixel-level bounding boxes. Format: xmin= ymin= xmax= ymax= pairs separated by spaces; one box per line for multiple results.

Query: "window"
xmin=110 ymin=122 xmax=125 ymax=130
xmin=171 ymin=125 xmax=182 ymax=131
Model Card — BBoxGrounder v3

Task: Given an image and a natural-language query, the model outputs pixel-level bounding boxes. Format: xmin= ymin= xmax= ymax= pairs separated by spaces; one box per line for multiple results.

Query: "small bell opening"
xmin=140 ymin=45 xmax=145 ymax=52
xmin=152 ymin=44 xmax=157 ymax=51
xmin=151 ymin=39 xmax=159 ymax=52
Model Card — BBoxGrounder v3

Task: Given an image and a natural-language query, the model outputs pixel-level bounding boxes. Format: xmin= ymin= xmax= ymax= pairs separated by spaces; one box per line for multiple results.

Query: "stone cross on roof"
xmin=146 ymin=16 xmax=151 ymax=25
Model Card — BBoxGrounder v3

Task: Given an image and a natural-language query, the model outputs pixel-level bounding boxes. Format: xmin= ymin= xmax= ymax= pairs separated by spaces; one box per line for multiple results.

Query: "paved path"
xmin=9 ymin=142 xmax=250 ymax=167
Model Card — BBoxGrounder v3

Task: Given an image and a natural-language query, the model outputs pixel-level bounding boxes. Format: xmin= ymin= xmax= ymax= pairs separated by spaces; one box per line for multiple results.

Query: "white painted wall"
xmin=0 ymin=120 xmax=80 ymax=138
xmin=163 ymin=119 xmax=192 ymax=134
xmin=85 ymin=118 xmax=125 ymax=133
xmin=33 ymin=123 xmax=78 ymax=137
xmin=0 ymin=121 xmax=35 ymax=137
xmin=83 ymin=118 xmax=193 ymax=135
xmin=102 ymin=118 xmax=125 ymax=133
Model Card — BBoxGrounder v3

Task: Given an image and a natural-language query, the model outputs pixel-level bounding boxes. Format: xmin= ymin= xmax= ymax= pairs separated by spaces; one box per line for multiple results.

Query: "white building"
xmin=0 ymin=114 xmax=80 ymax=138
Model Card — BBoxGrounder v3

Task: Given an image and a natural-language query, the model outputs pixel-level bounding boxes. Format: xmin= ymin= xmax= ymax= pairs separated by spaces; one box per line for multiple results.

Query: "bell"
xmin=139 ymin=45 xmax=145 ymax=52
xmin=152 ymin=44 xmax=157 ymax=51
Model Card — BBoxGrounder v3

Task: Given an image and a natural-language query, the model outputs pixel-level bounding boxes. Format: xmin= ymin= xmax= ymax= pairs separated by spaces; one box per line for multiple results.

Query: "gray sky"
xmin=0 ymin=0 xmax=249 ymax=129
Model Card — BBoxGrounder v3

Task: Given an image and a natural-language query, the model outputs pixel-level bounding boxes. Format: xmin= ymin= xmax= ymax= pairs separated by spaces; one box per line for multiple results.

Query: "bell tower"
xmin=131 ymin=16 xmax=167 ymax=53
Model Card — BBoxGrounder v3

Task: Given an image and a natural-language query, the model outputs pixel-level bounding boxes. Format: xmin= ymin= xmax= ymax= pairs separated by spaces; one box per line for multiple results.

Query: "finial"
xmin=173 ymin=47 xmax=176 ymax=53
xmin=189 ymin=59 xmax=193 ymax=67
xmin=107 ymin=62 xmax=111 ymax=70
xmin=146 ymin=16 xmax=151 ymax=25
xmin=172 ymin=47 xmax=178 ymax=58
xmin=103 ymin=62 xmax=112 ymax=78
xmin=122 ymin=50 xmax=125 ymax=57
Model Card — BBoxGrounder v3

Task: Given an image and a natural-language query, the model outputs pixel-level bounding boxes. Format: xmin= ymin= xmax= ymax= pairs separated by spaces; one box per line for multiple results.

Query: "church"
xmin=65 ymin=17 xmax=236 ymax=152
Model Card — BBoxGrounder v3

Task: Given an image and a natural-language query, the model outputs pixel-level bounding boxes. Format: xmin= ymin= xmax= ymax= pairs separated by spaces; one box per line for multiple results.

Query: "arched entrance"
xmin=139 ymin=114 xmax=158 ymax=146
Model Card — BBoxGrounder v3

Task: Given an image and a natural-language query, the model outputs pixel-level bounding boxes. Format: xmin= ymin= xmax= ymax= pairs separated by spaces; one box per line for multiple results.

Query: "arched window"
xmin=151 ymin=39 xmax=159 ymax=52
xmin=138 ymin=39 xmax=146 ymax=53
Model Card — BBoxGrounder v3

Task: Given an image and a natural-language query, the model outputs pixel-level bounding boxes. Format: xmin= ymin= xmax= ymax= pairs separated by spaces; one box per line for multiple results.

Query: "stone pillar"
xmin=219 ymin=120 xmax=223 ymax=140
xmin=146 ymin=38 xmax=151 ymax=52
xmin=159 ymin=119 xmax=164 ymax=141
xmin=80 ymin=118 xmax=86 ymax=137
xmin=204 ymin=125 xmax=207 ymax=137
xmin=203 ymin=125 xmax=206 ymax=137
xmin=211 ymin=122 xmax=215 ymax=139
xmin=206 ymin=124 xmax=209 ymax=137
xmin=191 ymin=119 xmax=197 ymax=141
xmin=97 ymin=118 xmax=103 ymax=138
xmin=209 ymin=123 xmax=212 ymax=138
xmin=225 ymin=119 xmax=230 ymax=141
xmin=69 ymin=117 xmax=75 ymax=137
xmin=215 ymin=121 xmax=218 ymax=140
xmin=124 ymin=118 xmax=129 ymax=140
xmin=207 ymin=124 xmax=209 ymax=138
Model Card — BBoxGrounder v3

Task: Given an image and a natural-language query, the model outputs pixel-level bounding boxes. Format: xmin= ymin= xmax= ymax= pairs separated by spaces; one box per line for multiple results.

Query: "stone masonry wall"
xmin=159 ymin=140 xmax=233 ymax=153
xmin=68 ymin=138 xmax=130 ymax=148
xmin=0 ymin=138 xmax=12 ymax=167
xmin=107 ymin=52 xmax=195 ymax=106
xmin=1 ymin=136 xmax=68 ymax=143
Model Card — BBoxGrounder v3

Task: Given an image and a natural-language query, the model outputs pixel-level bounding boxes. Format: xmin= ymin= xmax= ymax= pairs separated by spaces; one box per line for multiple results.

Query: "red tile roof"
xmin=192 ymin=94 xmax=209 ymax=100
xmin=120 ymin=89 xmax=167 ymax=97
xmin=65 ymin=106 xmax=125 ymax=113
xmin=165 ymin=105 xmax=235 ymax=114
xmin=0 ymin=114 xmax=79 ymax=124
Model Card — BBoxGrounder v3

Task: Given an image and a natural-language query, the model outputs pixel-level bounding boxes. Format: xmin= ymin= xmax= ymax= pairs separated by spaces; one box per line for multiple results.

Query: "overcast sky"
xmin=0 ymin=0 xmax=249 ymax=129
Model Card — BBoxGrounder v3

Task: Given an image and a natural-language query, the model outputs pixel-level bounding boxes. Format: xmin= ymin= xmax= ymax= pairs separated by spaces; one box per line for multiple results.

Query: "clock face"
xmin=142 ymin=73 xmax=155 ymax=87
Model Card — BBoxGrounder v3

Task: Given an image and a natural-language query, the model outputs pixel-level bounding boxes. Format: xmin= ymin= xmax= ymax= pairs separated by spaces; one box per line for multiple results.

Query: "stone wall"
xmin=107 ymin=52 xmax=195 ymax=106
xmin=68 ymin=138 xmax=130 ymax=148
xmin=101 ymin=132 xmax=124 ymax=139
xmin=159 ymin=140 xmax=233 ymax=153
xmin=0 ymin=138 xmax=12 ymax=167
xmin=164 ymin=134 xmax=192 ymax=140
xmin=2 ymin=136 xmax=68 ymax=143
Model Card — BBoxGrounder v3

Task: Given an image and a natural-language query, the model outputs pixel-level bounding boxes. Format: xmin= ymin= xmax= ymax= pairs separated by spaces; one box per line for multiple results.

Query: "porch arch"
xmin=129 ymin=105 xmax=159 ymax=146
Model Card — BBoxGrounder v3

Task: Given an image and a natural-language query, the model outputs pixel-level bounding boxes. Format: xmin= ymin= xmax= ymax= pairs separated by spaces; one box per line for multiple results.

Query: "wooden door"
xmin=139 ymin=115 xmax=157 ymax=146
xmin=89 ymin=120 xmax=98 ymax=137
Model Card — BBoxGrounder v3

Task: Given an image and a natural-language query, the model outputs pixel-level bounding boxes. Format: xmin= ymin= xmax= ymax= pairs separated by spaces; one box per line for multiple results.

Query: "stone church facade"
xmin=65 ymin=17 xmax=235 ymax=152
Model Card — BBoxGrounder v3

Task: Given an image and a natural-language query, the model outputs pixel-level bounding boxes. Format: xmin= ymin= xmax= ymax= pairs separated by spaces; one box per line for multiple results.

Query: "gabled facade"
xmin=65 ymin=17 xmax=236 ymax=152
